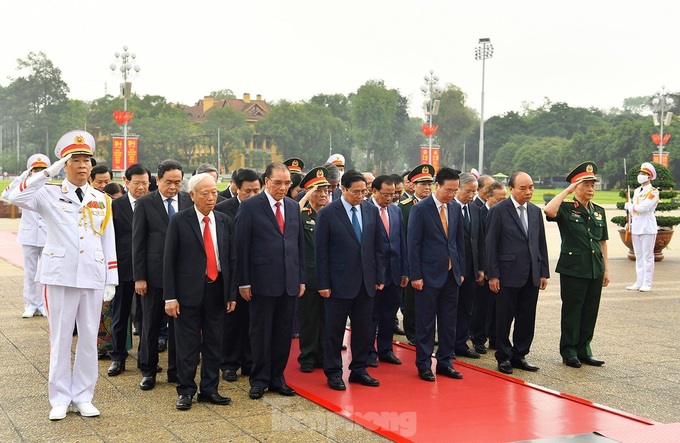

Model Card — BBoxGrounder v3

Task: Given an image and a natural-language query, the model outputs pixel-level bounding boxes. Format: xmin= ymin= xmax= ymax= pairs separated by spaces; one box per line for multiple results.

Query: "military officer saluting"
xmin=544 ymin=161 xmax=609 ymax=369
xmin=2 ymin=154 xmax=51 ymax=318
xmin=7 ymin=130 xmax=118 ymax=420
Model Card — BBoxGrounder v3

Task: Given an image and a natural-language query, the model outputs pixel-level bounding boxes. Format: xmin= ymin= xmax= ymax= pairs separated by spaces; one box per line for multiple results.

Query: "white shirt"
xmin=510 ymin=195 xmax=528 ymax=230
xmin=432 ymin=194 xmax=448 ymax=226
xmin=160 ymin=193 xmax=178 ymax=214
xmin=341 ymin=196 xmax=362 ymax=230
xmin=264 ymin=189 xmax=285 ymax=223
xmin=195 ymin=207 xmax=220 ymax=272
xmin=127 ymin=192 xmax=137 ymax=211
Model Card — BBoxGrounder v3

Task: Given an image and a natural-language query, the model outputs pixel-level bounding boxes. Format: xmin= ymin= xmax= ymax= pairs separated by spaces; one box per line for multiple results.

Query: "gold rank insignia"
xmin=74 ymin=134 xmax=85 ymax=144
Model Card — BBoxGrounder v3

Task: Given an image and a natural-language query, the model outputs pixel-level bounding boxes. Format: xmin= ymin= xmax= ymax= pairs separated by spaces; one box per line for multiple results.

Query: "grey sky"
xmin=1 ymin=0 xmax=677 ymax=119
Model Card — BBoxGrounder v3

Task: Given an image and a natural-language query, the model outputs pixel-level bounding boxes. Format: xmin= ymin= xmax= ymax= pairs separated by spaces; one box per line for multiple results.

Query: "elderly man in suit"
xmin=132 ymin=159 xmax=193 ymax=390
xmin=368 ymin=175 xmax=408 ymax=367
xmin=164 ymin=173 xmax=237 ymax=410
xmin=486 ymin=171 xmax=549 ymax=375
xmin=316 ymin=169 xmax=385 ymax=391
xmin=214 ymin=168 xmax=262 ymax=382
xmin=408 ymin=167 xmax=466 ymax=382
xmin=452 ymin=172 xmax=486 ymax=360
xmin=235 ymin=162 xmax=306 ymax=400
xmin=107 ymin=164 xmax=151 ymax=377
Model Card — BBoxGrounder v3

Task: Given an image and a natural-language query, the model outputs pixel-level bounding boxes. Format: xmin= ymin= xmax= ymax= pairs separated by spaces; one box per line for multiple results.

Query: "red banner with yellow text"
xmin=420 ymin=146 xmax=441 ymax=173
xmin=651 ymin=152 xmax=669 ymax=167
xmin=112 ymin=136 xmax=139 ymax=171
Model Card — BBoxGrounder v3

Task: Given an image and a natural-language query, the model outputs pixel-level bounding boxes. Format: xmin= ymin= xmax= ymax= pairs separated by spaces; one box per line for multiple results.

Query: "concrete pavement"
xmin=0 ymin=205 xmax=679 ymax=442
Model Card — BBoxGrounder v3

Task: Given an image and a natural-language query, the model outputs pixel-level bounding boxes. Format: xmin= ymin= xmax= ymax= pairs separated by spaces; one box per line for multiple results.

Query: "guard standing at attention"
xmin=7 ymin=130 xmax=118 ymax=420
xmin=544 ymin=161 xmax=609 ymax=369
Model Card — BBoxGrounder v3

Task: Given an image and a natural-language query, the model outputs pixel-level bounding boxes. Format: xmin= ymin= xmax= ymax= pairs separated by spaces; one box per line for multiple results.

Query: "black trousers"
xmin=221 ymin=294 xmax=252 ymax=373
xmin=455 ymin=273 xmax=477 ymax=352
xmin=371 ymin=282 xmax=400 ymax=358
xmin=324 ymin=284 xmax=374 ymax=379
xmin=298 ymin=285 xmax=325 ymax=367
xmin=470 ymin=280 xmax=496 ymax=348
xmin=249 ymin=293 xmax=296 ymax=389
xmin=494 ymin=277 xmax=539 ymax=363
xmin=174 ymin=276 xmax=225 ymax=396
xmin=110 ymin=279 xmax=136 ymax=362
xmin=139 ymin=286 xmax=176 ymax=378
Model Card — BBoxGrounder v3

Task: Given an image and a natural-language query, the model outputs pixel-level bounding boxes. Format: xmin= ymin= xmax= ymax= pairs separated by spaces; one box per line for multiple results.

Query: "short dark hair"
xmin=373 ymin=175 xmax=395 ymax=191
xmin=235 ymin=169 xmax=262 ymax=188
xmin=90 ymin=165 xmax=111 ymax=180
xmin=389 ymin=173 xmax=403 ymax=185
xmin=264 ymin=162 xmax=288 ymax=179
xmin=401 ymin=171 xmax=411 ymax=180
xmin=341 ymin=169 xmax=366 ymax=189
xmin=508 ymin=171 xmax=527 ymax=188
xmin=486 ymin=181 xmax=505 ymax=196
xmin=103 ymin=182 xmax=124 ymax=196
xmin=434 ymin=167 xmax=461 ymax=186
xmin=157 ymin=160 xmax=183 ymax=179
xmin=125 ymin=163 xmax=151 ymax=181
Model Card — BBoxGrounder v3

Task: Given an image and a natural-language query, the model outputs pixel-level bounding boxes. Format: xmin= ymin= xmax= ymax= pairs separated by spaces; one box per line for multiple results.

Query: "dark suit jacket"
xmin=132 ymin=190 xmax=193 ymax=288
xmin=472 ymin=196 xmax=485 ymax=208
xmin=373 ymin=200 xmax=408 ymax=286
xmin=485 ymin=198 xmax=549 ymax=288
xmin=455 ymin=200 xmax=485 ymax=275
xmin=112 ymin=195 xmax=134 ymax=282
xmin=163 ymin=208 xmax=237 ymax=307
xmin=235 ymin=192 xmax=306 ymax=296
xmin=219 ymin=187 xmax=234 ymax=199
xmin=408 ymin=195 xmax=466 ymax=288
xmin=315 ymin=199 xmax=385 ymax=298
xmin=214 ymin=196 xmax=240 ymax=221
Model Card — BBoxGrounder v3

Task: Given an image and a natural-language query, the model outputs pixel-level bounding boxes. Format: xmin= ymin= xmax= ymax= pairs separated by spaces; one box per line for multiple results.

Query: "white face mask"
xmin=637 ymin=174 xmax=650 ymax=185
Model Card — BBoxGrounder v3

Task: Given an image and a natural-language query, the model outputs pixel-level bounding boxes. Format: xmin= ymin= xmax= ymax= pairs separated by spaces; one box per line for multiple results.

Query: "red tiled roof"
xmin=183 ymin=96 xmax=271 ymax=123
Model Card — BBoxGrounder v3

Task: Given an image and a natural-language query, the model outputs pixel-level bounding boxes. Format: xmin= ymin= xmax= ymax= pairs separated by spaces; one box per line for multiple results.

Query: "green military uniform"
xmin=296 ymin=166 xmax=330 ymax=371
xmin=546 ymin=161 xmax=608 ymax=361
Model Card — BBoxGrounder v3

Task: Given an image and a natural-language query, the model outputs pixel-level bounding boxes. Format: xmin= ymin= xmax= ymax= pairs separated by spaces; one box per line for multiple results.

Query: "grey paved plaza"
xmin=0 ymin=206 xmax=678 ymax=442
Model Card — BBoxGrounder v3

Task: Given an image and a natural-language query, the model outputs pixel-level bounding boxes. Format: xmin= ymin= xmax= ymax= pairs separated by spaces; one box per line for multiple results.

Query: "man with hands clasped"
xmin=6 ymin=130 xmax=117 ymax=420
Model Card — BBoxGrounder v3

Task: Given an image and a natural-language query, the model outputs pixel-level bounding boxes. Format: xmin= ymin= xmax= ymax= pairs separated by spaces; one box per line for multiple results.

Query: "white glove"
xmin=19 ymin=169 xmax=31 ymax=180
xmin=103 ymin=285 xmax=116 ymax=302
xmin=624 ymin=202 xmax=633 ymax=212
xmin=44 ymin=154 xmax=72 ymax=177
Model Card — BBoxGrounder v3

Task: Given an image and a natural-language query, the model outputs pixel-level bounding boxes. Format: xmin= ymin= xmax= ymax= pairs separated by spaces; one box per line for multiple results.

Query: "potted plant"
xmin=543 ymin=192 xmax=556 ymax=204
xmin=611 ymin=162 xmax=679 ymax=261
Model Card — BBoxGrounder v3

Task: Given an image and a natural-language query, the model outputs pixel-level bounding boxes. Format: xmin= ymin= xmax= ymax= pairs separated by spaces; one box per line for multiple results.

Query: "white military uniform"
xmin=2 ymin=154 xmax=51 ymax=317
xmin=6 ymin=137 xmax=118 ymax=411
xmin=629 ymin=183 xmax=659 ymax=289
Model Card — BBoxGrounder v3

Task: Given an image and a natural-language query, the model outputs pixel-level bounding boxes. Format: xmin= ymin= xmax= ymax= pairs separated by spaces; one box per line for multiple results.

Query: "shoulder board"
xmin=46 ymin=182 xmax=60 ymax=186
xmin=399 ymin=197 xmax=413 ymax=205
xmin=303 ymin=207 xmax=312 ymax=215
xmin=563 ymin=198 xmax=574 ymax=203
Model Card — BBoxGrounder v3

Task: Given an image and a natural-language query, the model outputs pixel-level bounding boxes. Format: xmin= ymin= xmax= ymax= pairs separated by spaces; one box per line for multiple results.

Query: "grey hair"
xmin=323 ymin=163 xmax=341 ymax=181
xmin=188 ymin=173 xmax=216 ymax=192
xmin=459 ymin=172 xmax=478 ymax=187
xmin=196 ymin=163 xmax=218 ymax=174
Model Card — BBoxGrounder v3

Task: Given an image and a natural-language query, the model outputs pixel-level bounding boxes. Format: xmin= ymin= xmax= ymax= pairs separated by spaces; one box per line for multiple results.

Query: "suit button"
xmin=80 ymin=250 xmax=84 ymax=254
xmin=592 ymin=250 xmax=595 ymax=253
xmin=50 ymin=252 xmax=54 ymax=257
xmin=568 ymin=252 xmax=572 ymax=255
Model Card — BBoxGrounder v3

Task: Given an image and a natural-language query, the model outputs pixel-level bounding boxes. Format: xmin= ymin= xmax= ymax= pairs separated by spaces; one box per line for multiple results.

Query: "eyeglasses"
xmin=128 ymin=181 xmax=149 ymax=187
xmin=347 ymin=189 xmax=368 ymax=197
xmin=377 ymin=192 xmax=397 ymax=199
xmin=459 ymin=188 xmax=476 ymax=195
xmin=269 ymin=180 xmax=293 ymax=188
xmin=440 ymin=188 xmax=459 ymax=195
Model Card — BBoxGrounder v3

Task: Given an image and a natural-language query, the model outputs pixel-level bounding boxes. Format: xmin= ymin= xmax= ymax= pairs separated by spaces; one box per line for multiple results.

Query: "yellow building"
xmin=183 ymin=93 xmax=282 ymax=172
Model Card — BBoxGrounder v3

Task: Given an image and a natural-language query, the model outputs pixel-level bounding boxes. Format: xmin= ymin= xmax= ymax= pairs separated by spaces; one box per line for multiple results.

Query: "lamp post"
xmin=652 ymin=87 xmax=674 ymax=163
xmin=475 ymin=38 xmax=493 ymax=174
xmin=110 ymin=46 xmax=140 ymax=172
xmin=420 ymin=70 xmax=444 ymax=151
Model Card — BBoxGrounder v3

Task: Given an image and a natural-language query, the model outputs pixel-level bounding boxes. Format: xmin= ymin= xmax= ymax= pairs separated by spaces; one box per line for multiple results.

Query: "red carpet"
xmin=285 ymin=332 xmax=657 ymax=442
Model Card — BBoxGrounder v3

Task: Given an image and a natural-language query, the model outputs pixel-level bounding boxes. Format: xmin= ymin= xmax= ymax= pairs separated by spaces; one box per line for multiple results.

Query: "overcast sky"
xmin=1 ymin=0 xmax=678 ymax=120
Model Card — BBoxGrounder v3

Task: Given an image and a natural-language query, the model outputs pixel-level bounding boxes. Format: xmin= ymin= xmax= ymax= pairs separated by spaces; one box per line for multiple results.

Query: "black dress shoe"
xmin=473 ymin=344 xmax=488 ymax=354
xmin=341 ymin=345 xmax=347 ymax=351
xmin=435 ymin=366 xmax=463 ymax=379
xmin=511 ymin=358 xmax=539 ymax=372
xmin=241 ymin=368 xmax=251 ymax=376
xmin=379 ymin=353 xmax=402 ymax=365
xmin=176 ymin=394 xmax=192 ymax=410
xmin=158 ymin=339 xmax=168 ymax=353
xmin=327 ymin=377 xmax=346 ymax=391
xmin=300 ymin=364 xmax=314 ymax=373
xmin=406 ymin=339 xmax=416 ymax=346
xmin=249 ymin=386 xmax=265 ymax=399
xmin=197 ymin=392 xmax=232 ymax=405
xmin=107 ymin=360 xmax=125 ymax=376
xmin=367 ymin=357 xmax=379 ymax=367
xmin=269 ymin=384 xmax=296 ymax=396
xmin=579 ymin=356 xmax=605 ymax=366
xmin=418 ymin=368 xmax=436 ymax=382
xmin=222 ymin=369 xmax=238 ymax=382
xmin=97 ymin=351 xmax=110 ymax=360
xmin=140 ymin=376 xmax=156 ymax=390
xmin=563 ymin=357 xmax=582 ymax=368
xmin=393 ymin=326 xmax=405 ymax=335
xmin=498 ymin=361 xmax=513 ymax=374
xmin=456 ymin=348 xmax=481 ymax=359
xmin=167 ymin=374 xmax=180 ymax=384
xmin=348 ymin=372 xmax=380 ymax=387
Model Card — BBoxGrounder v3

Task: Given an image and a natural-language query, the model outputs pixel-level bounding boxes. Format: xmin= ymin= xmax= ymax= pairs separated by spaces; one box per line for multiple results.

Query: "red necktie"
xmin=203 ymin=216 xmax=218 ymax=281
xmin=275 ymin=201 xmax=285 ymax=234
xmin=380 ymin=206 xmax=390 ymax=237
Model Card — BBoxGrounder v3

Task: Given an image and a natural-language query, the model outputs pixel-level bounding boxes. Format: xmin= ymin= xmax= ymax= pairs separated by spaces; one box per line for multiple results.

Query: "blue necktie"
xmin=167 ymin=198 xmax=175 ymax=217
xmin=351 ymin=206 xmax=362 ymax=242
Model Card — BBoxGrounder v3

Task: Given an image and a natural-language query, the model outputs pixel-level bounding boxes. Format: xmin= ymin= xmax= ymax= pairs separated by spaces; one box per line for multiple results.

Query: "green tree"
xmin=432 ymin=84 xmax=477 ymax=168
xmin=201 ymin=106 xmax=253 ymax=172
xmin=513 ymin=137 xmax=569 ymax=178
xmin=209 ymin=89 xmax=236 ymax=99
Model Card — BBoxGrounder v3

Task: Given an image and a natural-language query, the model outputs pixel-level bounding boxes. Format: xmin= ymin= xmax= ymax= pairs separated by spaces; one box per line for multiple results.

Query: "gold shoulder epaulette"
xmin=399 ymin=197 xmax=413 ymax=206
